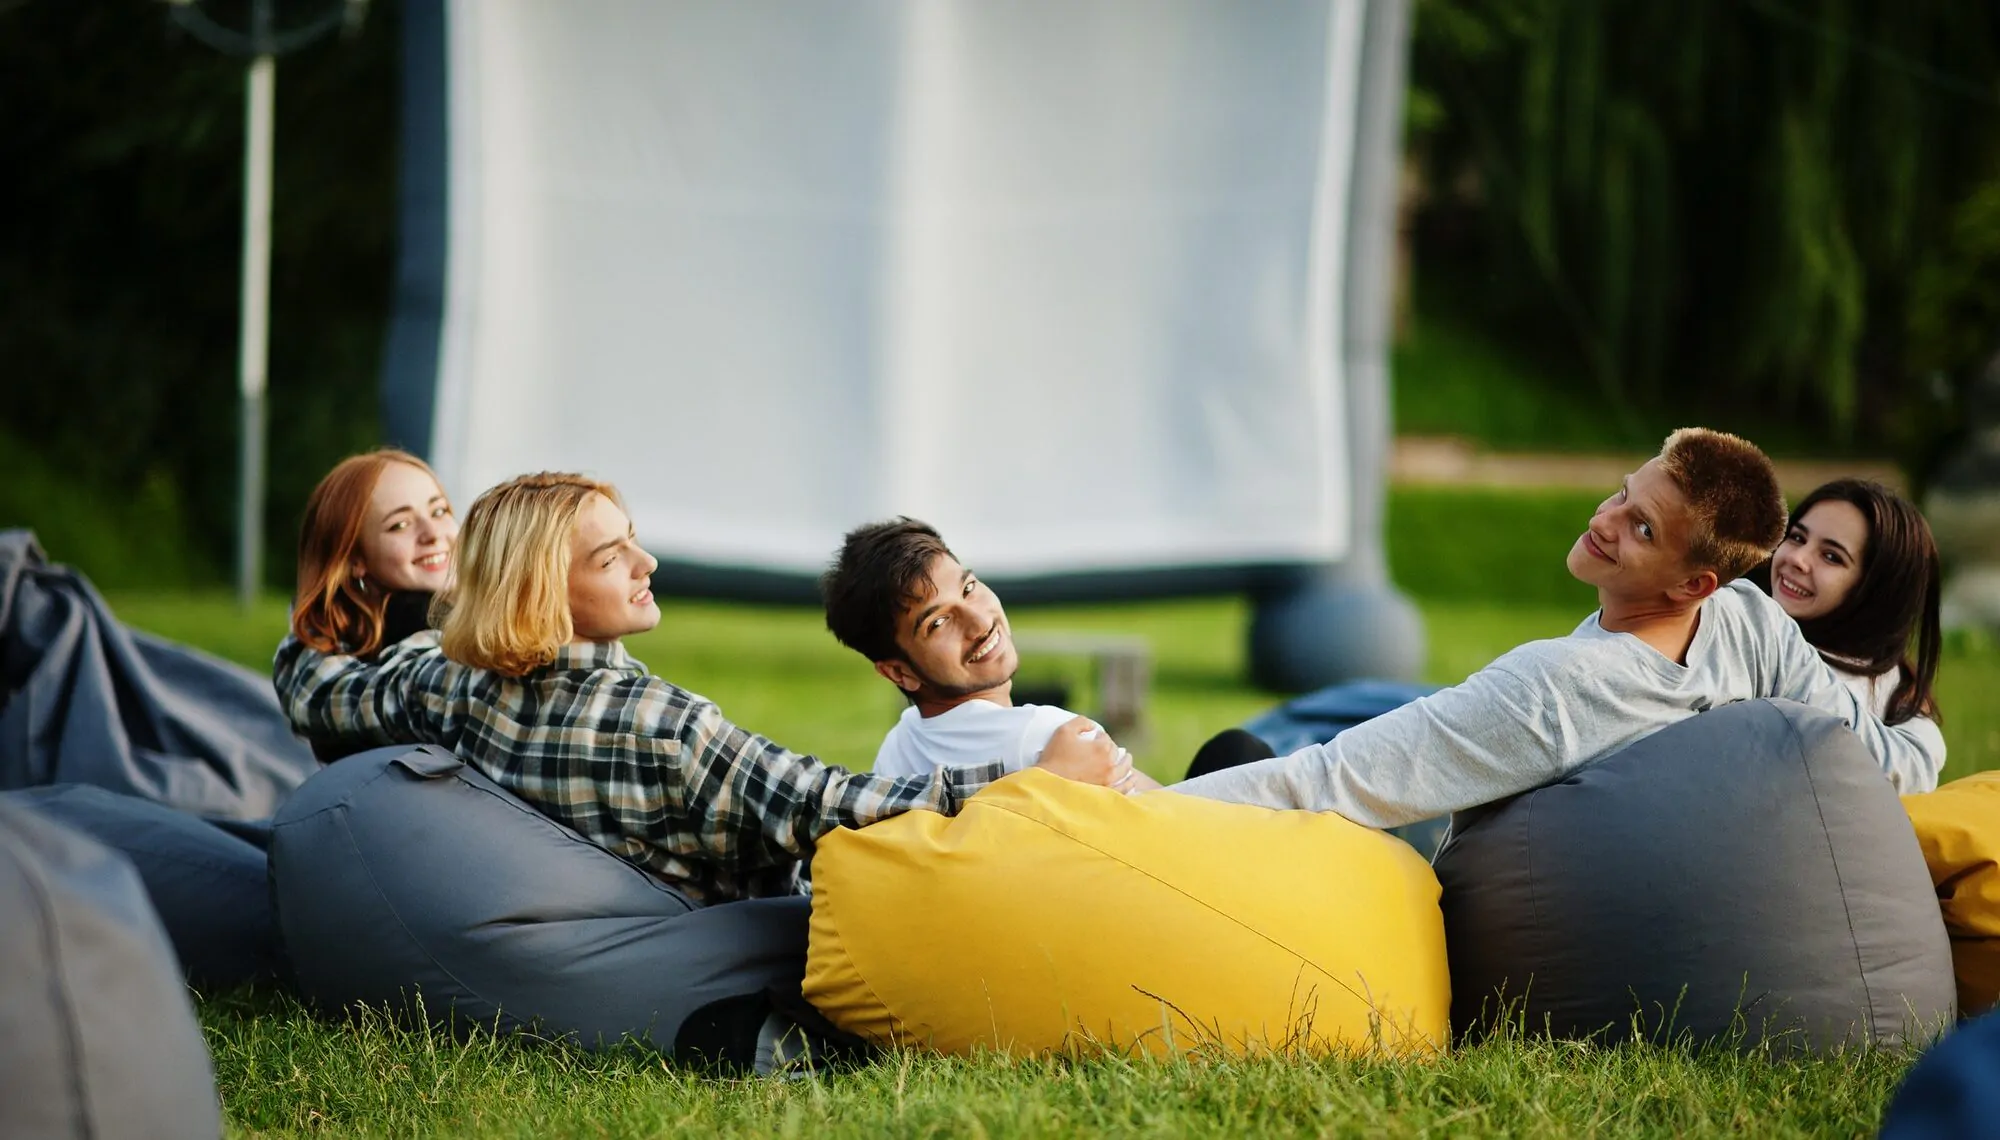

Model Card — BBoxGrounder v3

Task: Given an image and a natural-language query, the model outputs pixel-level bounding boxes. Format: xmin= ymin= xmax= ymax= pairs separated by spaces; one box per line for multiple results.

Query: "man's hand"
xmin=1034 ymin=717 xmax=1135 ymax=789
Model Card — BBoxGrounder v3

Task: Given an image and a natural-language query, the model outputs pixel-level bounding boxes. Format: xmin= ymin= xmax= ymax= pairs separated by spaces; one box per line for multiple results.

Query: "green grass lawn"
xmin=198 ymin=985 xmax=1915 ymax=1138
xmin=99 ymin=565 xmax=1999 ymax=1137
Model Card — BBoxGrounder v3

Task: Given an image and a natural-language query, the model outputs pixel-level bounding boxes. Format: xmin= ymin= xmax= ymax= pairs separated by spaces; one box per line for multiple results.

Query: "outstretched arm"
xmin=1172 ymin=658 xmax=1575 ymax=827
xmin=271 ymin=633 xmax=445 ymax=749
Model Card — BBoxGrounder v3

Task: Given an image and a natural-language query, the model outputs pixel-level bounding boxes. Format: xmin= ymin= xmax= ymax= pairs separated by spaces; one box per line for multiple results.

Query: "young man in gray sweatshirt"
xmin=1173 ymin=427 xmax=1946 ymax=823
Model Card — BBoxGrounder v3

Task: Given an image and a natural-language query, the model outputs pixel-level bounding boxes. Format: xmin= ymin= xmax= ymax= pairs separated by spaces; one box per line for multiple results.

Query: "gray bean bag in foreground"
xmin=270 ymin=744 xmax=811 ymax=1062
xmin=4 ymin=784 xmax=280 ymax=991
xmin=0 ymin=798 xmax=221 ymax=1139
xmin=1437 ymin=699 xmax=1954 ymax=1052
xmin=0 ymin=529 xmax=316 ymax=819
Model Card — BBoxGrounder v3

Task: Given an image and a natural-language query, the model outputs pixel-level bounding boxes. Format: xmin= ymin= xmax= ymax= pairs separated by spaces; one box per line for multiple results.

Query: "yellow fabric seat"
xmin=804 ymin=768 xmax=1450 ymax=1057
xmin=1904 ymin=772 xmax=2000 ymax=1017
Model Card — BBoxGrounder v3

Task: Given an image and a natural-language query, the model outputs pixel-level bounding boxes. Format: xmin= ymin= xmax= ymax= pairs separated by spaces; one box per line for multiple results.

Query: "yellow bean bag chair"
xmin=1905 ymin=772 xmax=2000 ymax=1017
xmin=804 ymin=768 xmax=1449 ymax=1057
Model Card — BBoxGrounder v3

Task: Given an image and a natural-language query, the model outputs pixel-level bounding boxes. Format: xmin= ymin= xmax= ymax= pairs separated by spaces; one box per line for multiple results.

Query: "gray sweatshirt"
xmin=1174 ymin=581 xmax=1945 ymax=825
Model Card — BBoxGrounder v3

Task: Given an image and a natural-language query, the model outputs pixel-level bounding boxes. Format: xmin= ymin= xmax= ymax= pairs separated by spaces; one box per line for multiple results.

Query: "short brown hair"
xmin=292 ymin=449 xmax=445 ymax=657
xmin=1656 ymin=427 xmax=1786 ymax=582
xmin=437 ymin=472 xmax=622 ymax=677
xmin=821 ymin=518 xmax=955 ymax=663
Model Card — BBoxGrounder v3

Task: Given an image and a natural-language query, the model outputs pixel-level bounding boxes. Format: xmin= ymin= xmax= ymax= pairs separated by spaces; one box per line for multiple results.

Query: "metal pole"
xmin=235 ymin=50 xmax=275 ymax=608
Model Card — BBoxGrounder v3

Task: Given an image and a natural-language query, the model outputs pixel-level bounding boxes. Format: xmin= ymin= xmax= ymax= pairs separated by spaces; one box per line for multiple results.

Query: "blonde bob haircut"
xmin=437 ymin=471 xmax=624 ymax=677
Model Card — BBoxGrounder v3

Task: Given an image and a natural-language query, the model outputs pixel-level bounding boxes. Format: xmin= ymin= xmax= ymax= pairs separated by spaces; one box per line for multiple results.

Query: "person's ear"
xmin=349 ymin=556 xmax=368 ymax=581
xmin=1674 ymin=567 xmax=1720 ymax=602
xmin=874 ymin=658 xmax=921 ymax=694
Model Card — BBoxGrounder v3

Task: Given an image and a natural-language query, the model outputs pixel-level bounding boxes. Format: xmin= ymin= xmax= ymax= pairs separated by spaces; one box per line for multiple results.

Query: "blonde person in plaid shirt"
xmin=273 ymin=472 xmax=1131 ymax=905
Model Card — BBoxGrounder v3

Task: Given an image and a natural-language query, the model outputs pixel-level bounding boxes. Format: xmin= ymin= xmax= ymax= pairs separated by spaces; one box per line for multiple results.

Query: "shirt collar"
xmin=547 ymin=639 xmax=645 ymax=674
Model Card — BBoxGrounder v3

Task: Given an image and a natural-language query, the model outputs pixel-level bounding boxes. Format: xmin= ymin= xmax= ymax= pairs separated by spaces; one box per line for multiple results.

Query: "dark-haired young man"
xmin=1174 ymin=427 xmax=1946 ymax=823
xmin=821 ymin=519 xmax=1161 ymax=789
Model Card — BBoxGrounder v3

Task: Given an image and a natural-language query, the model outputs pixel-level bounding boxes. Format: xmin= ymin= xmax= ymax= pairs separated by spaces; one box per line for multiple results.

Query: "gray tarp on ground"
xmin=4 ymin=784 xmax=281 ymax=991
xmin=0 ymin=529 xmax=316 ymax=820
xmin=0 ymin=797 xmax=221 ymax=1139
xmin=1437 ymin=698 xmax=1955 ymax=1052
xmin=271 ymin=744 xmax=811 ymax=1057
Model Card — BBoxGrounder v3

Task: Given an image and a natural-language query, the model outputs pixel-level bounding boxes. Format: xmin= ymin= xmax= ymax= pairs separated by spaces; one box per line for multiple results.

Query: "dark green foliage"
xmin=1407 ymin=0 xmax=2000 ymax=450
xmin=0 ymin=423 xmax=202 ymax=587
xmin=1909 ymin=184 xmax=2000 ymax=380
xmin=0 ymin=0 xmax=396 ymax=586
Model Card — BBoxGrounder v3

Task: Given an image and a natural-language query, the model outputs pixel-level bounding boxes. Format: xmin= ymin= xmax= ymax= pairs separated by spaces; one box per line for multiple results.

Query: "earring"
xmin=355 ymin=573 xmax=368 ymax=594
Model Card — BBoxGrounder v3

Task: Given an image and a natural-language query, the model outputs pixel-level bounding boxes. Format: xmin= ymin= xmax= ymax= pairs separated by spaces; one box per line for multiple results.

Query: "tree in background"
xmin=0 ymin=0 xmax=395 ymax=586
xmin=1406 ymin=0 xmax=2000 ymax=464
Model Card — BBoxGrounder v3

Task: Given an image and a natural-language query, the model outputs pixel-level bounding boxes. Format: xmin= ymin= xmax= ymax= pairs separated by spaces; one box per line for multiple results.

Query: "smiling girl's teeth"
xmin=416 ymin=552 xmax=448 ymax=567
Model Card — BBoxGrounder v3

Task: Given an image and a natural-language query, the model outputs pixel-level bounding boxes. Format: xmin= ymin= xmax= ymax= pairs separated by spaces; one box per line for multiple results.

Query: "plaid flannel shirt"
xmin=273 ymin=631 xmax=1005 ymax=903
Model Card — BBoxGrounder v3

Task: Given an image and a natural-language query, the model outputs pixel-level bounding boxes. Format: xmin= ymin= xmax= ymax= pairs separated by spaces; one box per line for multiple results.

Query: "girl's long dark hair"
xmin=1751 ymin=479 xmax=1942 ymax=725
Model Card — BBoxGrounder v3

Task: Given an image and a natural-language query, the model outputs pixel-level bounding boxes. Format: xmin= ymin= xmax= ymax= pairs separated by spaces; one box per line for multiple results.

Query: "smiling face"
xmin=565 ymin=493 xmax=661 ymax=642
xmin=1770 ymin=499 xmax=1869 ymax=622
xmin=877 ymin=553 xmax=1017 ymax=706
xmin=1566 ymin=457 xmax=1710 ymax=603
xmin=351 ymin=461 xmax=458 ymax=594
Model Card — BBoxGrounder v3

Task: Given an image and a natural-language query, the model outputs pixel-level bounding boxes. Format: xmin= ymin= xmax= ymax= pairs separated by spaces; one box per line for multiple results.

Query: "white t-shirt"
xmin=871 ymin=700 xmax=1080 ymax=780
xmin=1173 ymin=581 xmax=1946 ymax=826
xmin=1824 ymin=656 xmax=1900 ymax=722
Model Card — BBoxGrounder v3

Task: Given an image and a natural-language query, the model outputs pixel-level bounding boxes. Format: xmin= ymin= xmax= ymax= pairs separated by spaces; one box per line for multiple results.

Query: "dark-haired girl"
xmin=1753 ymin=478 xmax=1942 ymax=727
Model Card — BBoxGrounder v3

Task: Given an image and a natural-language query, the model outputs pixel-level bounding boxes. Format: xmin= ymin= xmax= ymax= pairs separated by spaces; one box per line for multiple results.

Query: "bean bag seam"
xmin=1523 ymin=791 xmax=1546 ymax=1018
xmin=324 ymin=805 xmax=486 ymax=1013
xmin=1793 ymin=711 xmax=1876 ymax=1041
xmin=275 ymin=760 xmax=400 ymax=826
xmin=966 ymin=796 xmax=1394 ymax=1034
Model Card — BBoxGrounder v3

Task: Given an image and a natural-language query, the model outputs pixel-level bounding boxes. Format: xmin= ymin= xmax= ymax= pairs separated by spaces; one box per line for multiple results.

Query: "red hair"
xmin=291 ymin=449 xmax=443 ymax=656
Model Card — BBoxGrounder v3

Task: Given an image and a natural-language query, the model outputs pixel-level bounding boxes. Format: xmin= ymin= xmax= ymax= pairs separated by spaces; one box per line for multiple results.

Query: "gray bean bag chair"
xmin=4 ymin=784 xmax=280 ymax=991
xmin=0 ymin=798 xmax=221 ymax=1139
xmin=1437 ymin=698 xmax=1954 ymax=1052
xmin=270 ymin=744 xmax=811 ymax=1063
xmin=0 ymin=529 xmax=316 ymax=819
